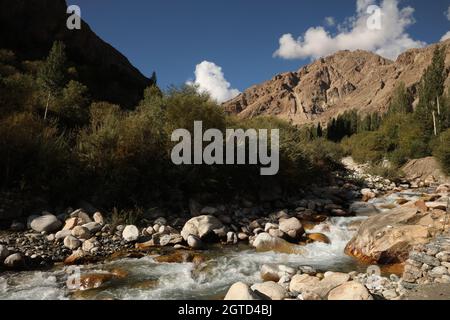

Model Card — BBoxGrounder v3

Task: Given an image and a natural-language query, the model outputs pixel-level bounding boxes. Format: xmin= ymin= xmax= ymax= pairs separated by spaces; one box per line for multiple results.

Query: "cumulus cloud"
xmin=446 ymin=5 xmax=450 ymax=21
xmin=187 ymin=61 xmax=240 ymax=104
xmin=274 ymin=0 xmax=425 ymax=61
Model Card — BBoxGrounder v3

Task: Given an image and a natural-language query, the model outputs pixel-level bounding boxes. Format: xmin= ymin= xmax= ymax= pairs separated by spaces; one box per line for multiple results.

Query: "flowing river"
xmin=1 ymin=187 xmax=430 ymax=300
xmin=0 ymin=217 xmax=369 ymax=300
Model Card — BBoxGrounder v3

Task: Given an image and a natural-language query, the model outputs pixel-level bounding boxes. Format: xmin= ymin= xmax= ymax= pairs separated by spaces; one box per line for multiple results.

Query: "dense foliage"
xmin=0 ymin=42 xmax=343 ymax=212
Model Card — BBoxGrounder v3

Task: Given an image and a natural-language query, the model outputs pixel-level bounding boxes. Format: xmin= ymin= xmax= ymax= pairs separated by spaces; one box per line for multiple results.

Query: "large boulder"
xmin=328 ymin=281 xmax=373 ymax=300
xmin=345 ymin=205 xmax=441 ymax=264
xmin=181 ymin=215 xmax=226 ymax=242
xmin=251 ymin=281 xmax=287 ymax=300
xmin=30 ymin=215 xmax=62 ymax=233
xmin=278 ymin=217 xmax=304 ymax=240
xmin=224 ymin=282 xmax=263 ymax=300
xmin=252 ymin=233 xmax=304 ymax=254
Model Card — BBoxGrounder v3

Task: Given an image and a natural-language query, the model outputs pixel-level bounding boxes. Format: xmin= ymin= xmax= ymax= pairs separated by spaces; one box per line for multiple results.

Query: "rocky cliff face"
xmin=224 ymin=41 xmax=450 ymax=125
xmin=0 ymin=0 xmax=151 ymax=108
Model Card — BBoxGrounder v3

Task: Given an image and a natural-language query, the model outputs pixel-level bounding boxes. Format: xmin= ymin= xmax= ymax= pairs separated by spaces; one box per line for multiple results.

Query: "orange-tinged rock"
xmin=306 ymin=233 xmax=331 ymax=244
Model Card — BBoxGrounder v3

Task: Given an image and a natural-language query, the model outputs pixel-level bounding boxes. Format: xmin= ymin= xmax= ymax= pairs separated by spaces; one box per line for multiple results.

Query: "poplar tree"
xmin=38 ymin=41 xmax=67 ymax=120
xmin=415 ymin=45 xmax=446 ymax=137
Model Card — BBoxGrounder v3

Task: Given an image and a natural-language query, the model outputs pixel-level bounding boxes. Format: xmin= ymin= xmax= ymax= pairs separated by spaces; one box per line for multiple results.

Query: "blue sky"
xmin=75 ymin=0 xmax=450 ymax=101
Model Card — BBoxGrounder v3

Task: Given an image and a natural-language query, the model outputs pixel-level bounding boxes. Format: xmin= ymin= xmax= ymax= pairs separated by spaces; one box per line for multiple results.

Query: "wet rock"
xmin=261 ymin=264 xmax=296 ymax=282
xmin=187 ymin=235 xmax=204 ymax=249
xmin=67 ymin=271 xmax=126 ymax=291
xmin=158 ymin=234 xmax=172 ymax=247
xmin=328 ymin=281 xmax=373 ymax=300
xmin=279 ymin=217 xmax=304 ymax=240
xmin=306 ymin=233 xmax=331 ymax=244
xmin=64 ymin=249 xmax=87 ymax=265
xmin=122 ymin=225 xmax=139 ymax=242
xmin=251 ymin=281 xmax=287 ymax=300
xmin=224 ymin=282 xmax=263 ymax=300
xmin=253 ymin=233 xmax=303 ymax=254
xmin=181 ymin=215 xmax=226 ymax=242
xmin=30 ymin=215 xmax=62 ymax=233
xmin=64 ymin=235 xmax=82 ymax=250
xmin=345 ymin=206 xmax=432 ymax=264
xmin=268 ymin=228 xmax=284 ymax=238
xmin=3 ymin=253 xmax=25 ymax=268
xmin=154 ymin=251 xmax=204 ymax=264
xmin=349 ymin=202 xmax=380 ymax=217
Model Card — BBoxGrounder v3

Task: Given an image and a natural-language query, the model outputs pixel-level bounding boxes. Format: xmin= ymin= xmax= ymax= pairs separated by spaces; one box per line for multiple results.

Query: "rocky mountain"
xmin=224 ymin=40 xmax=450 ymax=125
xmin=0 ymin=0 xmax=151 ymax=108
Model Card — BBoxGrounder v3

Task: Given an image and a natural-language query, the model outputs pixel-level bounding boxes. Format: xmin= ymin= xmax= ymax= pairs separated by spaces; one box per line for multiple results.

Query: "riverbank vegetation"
xmin=0 ymin=42 xmax=343 ymax=214
xmin=321 ymin=45 xmax=450 ymax=178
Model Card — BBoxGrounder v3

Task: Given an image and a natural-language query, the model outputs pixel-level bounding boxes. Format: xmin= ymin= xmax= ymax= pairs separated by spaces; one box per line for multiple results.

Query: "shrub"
xmin=0 ymin=113 xmax=70 ymax=199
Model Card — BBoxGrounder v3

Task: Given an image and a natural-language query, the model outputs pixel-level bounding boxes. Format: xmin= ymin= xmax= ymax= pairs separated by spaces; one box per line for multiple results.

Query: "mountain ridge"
xmin=223 ymin=40 xmax=450 ymax=125
xmin=0 ymin=0 xmax=151 ymax=108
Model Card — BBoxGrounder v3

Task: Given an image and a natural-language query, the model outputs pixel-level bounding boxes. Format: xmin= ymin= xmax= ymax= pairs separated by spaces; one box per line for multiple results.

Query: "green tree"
xmin=415 ymin=45 xmax=447 ymax=137
xmin=388 ymin=82 xmax=413 ymax=114
xmin=38 ymin=41 xmax=68 ymax=120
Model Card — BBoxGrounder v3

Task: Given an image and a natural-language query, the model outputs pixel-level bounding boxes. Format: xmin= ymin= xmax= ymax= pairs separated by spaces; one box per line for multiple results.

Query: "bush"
xmin=76 ymin=101 xmax=170 ymax=207
xmin=0 ymin=113 xmax=70 ymax=199
xmin=341 ymin=131 xmax=386 ymax=164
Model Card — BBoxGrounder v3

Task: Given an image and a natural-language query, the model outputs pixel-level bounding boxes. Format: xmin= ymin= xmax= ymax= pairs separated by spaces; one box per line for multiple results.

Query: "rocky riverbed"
xmin=0 ymin=158 xmax=449 ymax=300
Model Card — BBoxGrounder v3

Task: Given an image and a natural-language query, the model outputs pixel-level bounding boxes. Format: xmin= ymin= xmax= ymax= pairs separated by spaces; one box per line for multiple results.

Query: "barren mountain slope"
xmin=224 ymin=40 xmax=450 ymax=125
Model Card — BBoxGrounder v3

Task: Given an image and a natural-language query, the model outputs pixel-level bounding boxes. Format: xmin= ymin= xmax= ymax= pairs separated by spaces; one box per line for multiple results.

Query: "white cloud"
xmin=324 ymin=17 xmax=336 ymax=26
xmin=441 ymin=31 xmax=450 ymax=42
xmin=440 ymin=6 xmax=450 ymax=41
xmin=187 ymin=61 xmax=240 ymax=104
xmin=274 ymin=0 xmax=426 ymax=61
